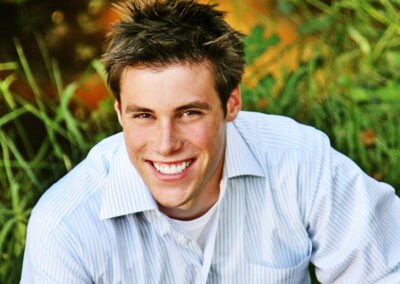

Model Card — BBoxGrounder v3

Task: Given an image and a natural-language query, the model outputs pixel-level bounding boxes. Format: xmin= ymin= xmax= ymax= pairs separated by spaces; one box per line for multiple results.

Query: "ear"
xmin=114 ymin=100 xmax=123 ymax=126
xmin=225 ymin=86 xmax=242 ymax=122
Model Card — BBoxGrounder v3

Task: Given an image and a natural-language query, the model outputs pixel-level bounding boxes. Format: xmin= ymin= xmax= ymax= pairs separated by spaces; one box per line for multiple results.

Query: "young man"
xmin=21 ymin=0 xmax=400 ymax=283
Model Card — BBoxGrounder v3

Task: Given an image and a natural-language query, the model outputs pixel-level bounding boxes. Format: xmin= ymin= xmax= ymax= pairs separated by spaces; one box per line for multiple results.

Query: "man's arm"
xmin=20 ymin=215 xmax=91 ymax=283
xmin=308 ymin=141 xmax=400 ymax=283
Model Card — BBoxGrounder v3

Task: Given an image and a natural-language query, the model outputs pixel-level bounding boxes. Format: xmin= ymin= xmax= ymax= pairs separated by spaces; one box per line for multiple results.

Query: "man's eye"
xmin=134 ymin=113 xmax=152 ymax=119
xmin=183 ymin=110 xmax=200 ymax=116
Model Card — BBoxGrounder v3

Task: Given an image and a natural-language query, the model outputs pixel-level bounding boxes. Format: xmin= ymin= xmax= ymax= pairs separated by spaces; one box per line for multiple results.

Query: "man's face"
xmin=115 ymin=63 xmax=241 ymax=219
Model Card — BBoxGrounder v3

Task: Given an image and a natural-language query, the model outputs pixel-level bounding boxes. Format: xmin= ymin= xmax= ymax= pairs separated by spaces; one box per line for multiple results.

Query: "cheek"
xmin=123 ymin=124 xmax=152 ymax=156
xmin=183 ymin=120 xmax=225 ymax=152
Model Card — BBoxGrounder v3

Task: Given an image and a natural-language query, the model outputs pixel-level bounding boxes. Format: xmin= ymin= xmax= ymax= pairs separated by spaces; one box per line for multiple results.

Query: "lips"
xmin=151 ymin=159 xmax=194 ymax=175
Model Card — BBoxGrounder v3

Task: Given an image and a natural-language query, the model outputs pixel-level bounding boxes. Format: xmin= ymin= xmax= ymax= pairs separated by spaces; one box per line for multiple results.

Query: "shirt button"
xmin=179 ymin=237 xmax=189 ymax=246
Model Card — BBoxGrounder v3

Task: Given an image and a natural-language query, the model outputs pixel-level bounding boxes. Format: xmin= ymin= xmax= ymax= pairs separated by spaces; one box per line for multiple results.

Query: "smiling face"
xmin=115 ymin=63 xmax=241 ymax=220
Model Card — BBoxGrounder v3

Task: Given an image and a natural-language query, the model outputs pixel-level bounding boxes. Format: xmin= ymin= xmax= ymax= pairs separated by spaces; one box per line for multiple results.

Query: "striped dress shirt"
xmin=21 ymin=111 xmax=400 ymax=283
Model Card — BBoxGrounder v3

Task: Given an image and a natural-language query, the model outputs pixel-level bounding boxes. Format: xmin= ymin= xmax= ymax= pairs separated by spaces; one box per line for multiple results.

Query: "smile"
xmin=152 ymin=159 xmax=193 ymax=175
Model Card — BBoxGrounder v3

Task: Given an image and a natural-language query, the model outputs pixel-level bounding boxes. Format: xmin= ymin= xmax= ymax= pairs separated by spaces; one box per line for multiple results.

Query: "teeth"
xmin=153 ymin=160 xmax=192 ymax=175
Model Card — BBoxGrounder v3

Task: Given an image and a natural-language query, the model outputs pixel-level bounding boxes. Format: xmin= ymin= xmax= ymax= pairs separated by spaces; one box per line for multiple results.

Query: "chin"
xmin=152 ymin=188 xmax=191 ymax=207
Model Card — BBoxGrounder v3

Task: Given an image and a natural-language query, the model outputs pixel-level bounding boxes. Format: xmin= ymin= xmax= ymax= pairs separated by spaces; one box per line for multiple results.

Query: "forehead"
xmin=121 ymin=60 xmax=216 ymax=87
xmin=119 ymin=62 xmax=220 ymax=109
xmin=122 ymin=61 xmax=215 ymax=82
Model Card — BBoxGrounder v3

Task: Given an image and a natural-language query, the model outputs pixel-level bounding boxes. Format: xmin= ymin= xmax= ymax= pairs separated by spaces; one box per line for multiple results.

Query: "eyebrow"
xmin=175 ymin=102 xmax=212 ymax=112
xmin=124 ymin=101 xmax=212 ymax=114
xmin=125 ymin=104 xmax=153 ymax=114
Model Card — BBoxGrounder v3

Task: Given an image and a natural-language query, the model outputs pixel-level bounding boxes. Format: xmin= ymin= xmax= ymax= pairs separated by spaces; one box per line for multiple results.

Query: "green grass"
xmin=0 ymin=39 xmax=119 ymax=283
xmin=238 ymin=0 xmax=400 ymax=192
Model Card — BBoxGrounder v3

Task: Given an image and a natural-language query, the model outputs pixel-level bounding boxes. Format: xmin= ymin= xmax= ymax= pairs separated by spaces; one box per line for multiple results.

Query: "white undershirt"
xmin=166 ymin=201 xmax=219 ymax=252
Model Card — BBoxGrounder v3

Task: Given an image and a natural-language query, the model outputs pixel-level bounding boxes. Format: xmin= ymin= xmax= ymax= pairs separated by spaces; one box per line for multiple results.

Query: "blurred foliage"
xmin=240 ymin=0 xmax=400 ymax=192
xmin=0 ymin=40 xmax=119 ymax=283
xmin=0 ymin=0 xmax=399 ymax=283
xmin=0 ymin=0 xmax=113 ymax=84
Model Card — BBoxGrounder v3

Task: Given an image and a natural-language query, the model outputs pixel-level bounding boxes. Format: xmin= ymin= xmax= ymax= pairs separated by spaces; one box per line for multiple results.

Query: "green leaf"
xmin=348 ymin=26 xmax=371 ymax=55
xmin=348 ymin=87 xmax=371 ymax=102
xmin=278 ymin=0 xmax=294 ymax=15
xmin=0 ymin=108 xmax=28 ymax=128
xmin=0 ymin=74 xmax=17 ymax=109
xmin=0 ymin=62 xmax=18 ymax=71
xmin=298 ymin=15 xmax=333 ymax=35
xmin=243 ymin=25 xmax=280 ymax=65
xmin=91 ymin=59 xmax=108 ymax=84
xmin=375 ymin=80 xmax=400 ymax=103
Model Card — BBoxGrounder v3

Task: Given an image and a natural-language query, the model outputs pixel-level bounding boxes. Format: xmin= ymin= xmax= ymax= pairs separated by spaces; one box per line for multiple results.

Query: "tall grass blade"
xmin=0 ymin=74 xmax=17 ymax=109
xmin=0 ymin=131 xmax=40 ymax=189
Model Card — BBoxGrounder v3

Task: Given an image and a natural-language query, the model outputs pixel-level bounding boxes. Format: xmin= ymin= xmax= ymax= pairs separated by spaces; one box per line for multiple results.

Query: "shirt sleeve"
xmin=307 ymin=135 xmax=400 ymax=283
xmin=20 ymin=216 xmax=91 ymax=284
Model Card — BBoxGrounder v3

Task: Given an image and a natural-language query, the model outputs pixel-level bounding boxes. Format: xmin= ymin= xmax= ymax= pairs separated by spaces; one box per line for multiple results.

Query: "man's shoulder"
xmin=233 ymin=111 xmax=327 ymax=153
xmin=28 ymin=132 xmax=124 ymax=234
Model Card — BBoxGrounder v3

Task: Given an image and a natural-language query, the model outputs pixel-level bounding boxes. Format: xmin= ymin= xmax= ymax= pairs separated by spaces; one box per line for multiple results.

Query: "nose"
xmin=155 ymin=120 xmax=183 ymax=156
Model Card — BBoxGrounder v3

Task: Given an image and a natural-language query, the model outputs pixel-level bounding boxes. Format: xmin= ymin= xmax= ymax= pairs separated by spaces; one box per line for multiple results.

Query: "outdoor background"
xmin=1 ymin=0 xmax=399 ymax=283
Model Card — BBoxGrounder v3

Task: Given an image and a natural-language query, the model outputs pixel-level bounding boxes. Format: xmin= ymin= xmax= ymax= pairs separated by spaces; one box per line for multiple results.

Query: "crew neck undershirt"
xmin=166 ymin=201 xmax=219 ymax=252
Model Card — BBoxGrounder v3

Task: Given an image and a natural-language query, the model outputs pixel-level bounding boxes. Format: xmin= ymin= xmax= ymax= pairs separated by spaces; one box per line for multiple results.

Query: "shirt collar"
xmin=223 ymin=121 xmax=265 ymax=179
xmin=100 ymin=139 xmax=157 ymax=220
xmin=100 ymin=119 xmax=265 ymax=220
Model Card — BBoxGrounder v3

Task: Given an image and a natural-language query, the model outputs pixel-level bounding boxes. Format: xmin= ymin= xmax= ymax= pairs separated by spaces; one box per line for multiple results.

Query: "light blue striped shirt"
xmin=21 ymin=111 xmax=400 ymax=283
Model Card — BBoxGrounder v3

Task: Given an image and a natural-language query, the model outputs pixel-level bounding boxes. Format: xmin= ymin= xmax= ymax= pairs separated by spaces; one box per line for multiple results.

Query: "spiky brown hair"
xmin=102 ymin=0 xmax=246 ymax=113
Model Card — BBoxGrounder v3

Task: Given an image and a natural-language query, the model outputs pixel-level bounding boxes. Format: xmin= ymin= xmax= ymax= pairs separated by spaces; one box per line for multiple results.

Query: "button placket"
xmin=179 ymin=236 xmax=190 ymax=246
xmin=143 ymin=210 xmax=171 ymax=236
